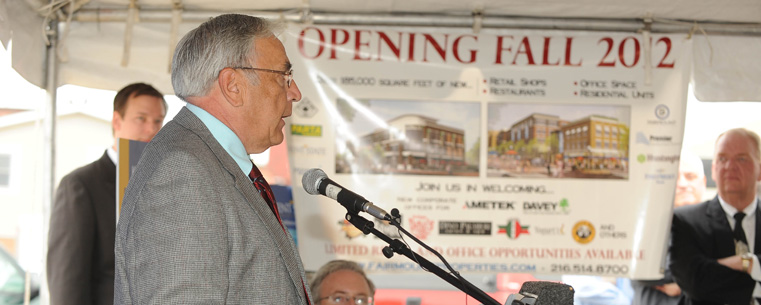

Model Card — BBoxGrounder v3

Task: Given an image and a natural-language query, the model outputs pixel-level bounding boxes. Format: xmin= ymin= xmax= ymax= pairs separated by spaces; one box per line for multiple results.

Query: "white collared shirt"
xmin=107 ymin=146 xmax=118 ymax=166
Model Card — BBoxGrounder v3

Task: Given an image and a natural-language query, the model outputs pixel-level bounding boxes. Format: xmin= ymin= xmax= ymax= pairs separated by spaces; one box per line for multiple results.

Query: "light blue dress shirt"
xmin=186 ymin=104 xmax=252 ymax=176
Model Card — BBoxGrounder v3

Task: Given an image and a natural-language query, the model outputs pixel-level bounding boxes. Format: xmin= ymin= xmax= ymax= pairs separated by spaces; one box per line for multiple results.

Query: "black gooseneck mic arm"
xmin=344 ymin=211 xmax=501 ymax=305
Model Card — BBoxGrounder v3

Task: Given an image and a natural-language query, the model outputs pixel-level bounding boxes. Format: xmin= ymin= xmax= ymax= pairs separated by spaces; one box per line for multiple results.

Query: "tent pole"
xmin=71 ymin=9 xmax=761 ymax=36
xmin=41 ymin=17 xmax=59 ymax=305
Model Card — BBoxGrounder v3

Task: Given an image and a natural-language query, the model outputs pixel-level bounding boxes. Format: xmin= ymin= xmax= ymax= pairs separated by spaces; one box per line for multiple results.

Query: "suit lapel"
xmin=754 ymin=199 xmax=761 ymax=254
xmin=173 ymin=108 xmax=308 ymax=303
xmin=706 ymin=197 xmax=737 ymax=257
xmin=95 ymin=151 xmax=117 ymax=222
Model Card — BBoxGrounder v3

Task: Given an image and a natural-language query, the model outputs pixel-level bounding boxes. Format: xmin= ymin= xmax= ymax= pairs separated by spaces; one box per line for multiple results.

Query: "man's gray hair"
xmin=171 ymin=14 xmax=280 ymax=101
xmin=310 ymin=260 xmax=376 ymax=303
xmin=716 ymin=128 xmax=761 ymax=161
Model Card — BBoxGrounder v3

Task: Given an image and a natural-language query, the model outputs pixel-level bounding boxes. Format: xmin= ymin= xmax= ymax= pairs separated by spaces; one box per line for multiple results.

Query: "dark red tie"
xmin=248 ymin=164 xmax=283 ymax=229
xmin=249 ymin=163 xmax=311 ymax=304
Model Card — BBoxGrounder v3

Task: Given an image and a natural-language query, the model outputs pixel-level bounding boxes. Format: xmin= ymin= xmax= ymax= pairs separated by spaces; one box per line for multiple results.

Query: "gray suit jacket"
xmin=47 ymin=151 xmax=116 ymax=305
xmin=114 ymin=108 xmax=310 ymax=304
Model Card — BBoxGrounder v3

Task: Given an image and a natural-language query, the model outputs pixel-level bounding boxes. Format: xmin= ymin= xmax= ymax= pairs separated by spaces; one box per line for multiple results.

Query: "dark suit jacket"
xmin=114 ymin=108 xmax=311 ymax=304
xmin=670 ymin=197 xmax=761 ymax=305
xmin=47 ymin=151 xmax=116 ymax=305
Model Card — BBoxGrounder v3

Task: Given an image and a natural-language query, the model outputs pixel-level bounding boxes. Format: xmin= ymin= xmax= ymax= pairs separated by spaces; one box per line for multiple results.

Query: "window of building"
xmin=596 ymin=139 xmax=601 ymax=147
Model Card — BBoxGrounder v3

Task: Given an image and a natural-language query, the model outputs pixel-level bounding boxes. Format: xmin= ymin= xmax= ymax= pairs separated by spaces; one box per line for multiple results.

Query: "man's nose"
xmin=146 ymin=122 xmax=161 ymax=138
xmin=289 ymin=79 xmax=303 ymax=103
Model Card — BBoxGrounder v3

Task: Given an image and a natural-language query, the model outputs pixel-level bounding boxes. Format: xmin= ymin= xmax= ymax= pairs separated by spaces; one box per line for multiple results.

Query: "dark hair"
xmin=113 ymin=83 xmax=167 ymax=116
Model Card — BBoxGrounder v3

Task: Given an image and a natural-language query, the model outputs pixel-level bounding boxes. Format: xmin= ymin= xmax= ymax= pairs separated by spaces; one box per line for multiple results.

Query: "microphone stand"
xmin=345 ymin=212 xmax=501 ymax=305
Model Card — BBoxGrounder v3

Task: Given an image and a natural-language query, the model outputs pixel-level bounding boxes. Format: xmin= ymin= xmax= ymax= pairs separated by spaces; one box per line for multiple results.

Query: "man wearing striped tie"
xmin=671 ymin=128 xmax=761 ymax=305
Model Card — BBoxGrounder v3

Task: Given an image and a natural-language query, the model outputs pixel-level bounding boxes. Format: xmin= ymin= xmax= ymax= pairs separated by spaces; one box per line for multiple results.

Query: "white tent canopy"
xmin=1 ymin=0 xmax=760 ymax=101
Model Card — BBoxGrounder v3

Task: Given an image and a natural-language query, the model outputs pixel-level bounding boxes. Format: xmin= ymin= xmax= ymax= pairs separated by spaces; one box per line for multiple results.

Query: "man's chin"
xmin=271 ymin=133 xmax=285 ymax=146
xmin=674 ymin=197 xmax=697 ymax=207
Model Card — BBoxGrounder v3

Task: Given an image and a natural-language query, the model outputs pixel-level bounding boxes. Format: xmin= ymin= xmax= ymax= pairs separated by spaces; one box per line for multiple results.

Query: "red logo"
xmin=408 ymin=215 xmax=434 ymax=240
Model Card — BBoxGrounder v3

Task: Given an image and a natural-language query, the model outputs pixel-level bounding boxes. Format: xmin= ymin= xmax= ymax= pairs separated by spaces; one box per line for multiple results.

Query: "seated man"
xmin=310 ymin=260 xmax=375 ymax=305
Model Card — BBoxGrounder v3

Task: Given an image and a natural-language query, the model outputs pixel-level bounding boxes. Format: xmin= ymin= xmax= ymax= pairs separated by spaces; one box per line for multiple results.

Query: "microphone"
xmin=504 ymin=281 xmax=574 ymax=305
xmin=302 ymin=168 xmax=390 ymax=221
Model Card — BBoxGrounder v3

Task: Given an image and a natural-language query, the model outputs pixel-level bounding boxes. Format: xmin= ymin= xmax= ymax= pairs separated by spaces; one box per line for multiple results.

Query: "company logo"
xmin=293 ymin=97 xmax=318 ymax=118
xmin=644 ymin=168 xmax=676 ymax=184
xmin=533 ymin=224 xmax=565 ymax=236
xmin=635 ymin=132 xmax=674 ymax=145
xmin=289 ymin=144 xmax=327 ymax=156
xmin=439 ymin=221 xmax=492 ymax=235
xmin=598 ymin=224 xmax=628 ymax=239
xmin=498 ymin=219 xmax=530 ymax=239
xmin=636 ymin=154 xmax=680 ymax=164
xmin=560 ymin=198 xmax=570 ymax=213
xmin=635 ymin=132 xmax=649 ymax=144
xmin=647 ymin=104 xmax=677 ymax=125
xmin=654 ymin=104 xmax=670 ymax=120
xmin=572 ymin=220 xmax=595 ymax=244
xmin=291 ymin=124 xmax=322 ymax=137
xmin=463 ymin=200 xmax=515 ymax=210
xmin=408 ymin=215 xmax=434 ymax=240
xmin=523 ymin=198 xmax=570 ymax=214
xmin=338 ymin=219 xmax=364 ymax=239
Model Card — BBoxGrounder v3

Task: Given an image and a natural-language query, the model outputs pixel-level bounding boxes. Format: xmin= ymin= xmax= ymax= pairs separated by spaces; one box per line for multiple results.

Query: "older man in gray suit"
xmin=114 ymin=14 xmax=308 ymax=304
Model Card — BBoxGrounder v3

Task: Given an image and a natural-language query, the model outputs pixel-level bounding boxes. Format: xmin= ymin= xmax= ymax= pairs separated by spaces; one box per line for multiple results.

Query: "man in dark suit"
xmin=47 ymin=83 xmax=167 ymax=305
xmin=671 ymin=128 xmax=761 ymax=305
xmin=114 ymin=14 xmax=310 ymax=304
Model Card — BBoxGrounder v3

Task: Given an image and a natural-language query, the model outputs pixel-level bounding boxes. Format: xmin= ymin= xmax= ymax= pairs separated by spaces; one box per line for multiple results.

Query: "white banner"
xmin=284 ymin=24 xmax=691 ymax=279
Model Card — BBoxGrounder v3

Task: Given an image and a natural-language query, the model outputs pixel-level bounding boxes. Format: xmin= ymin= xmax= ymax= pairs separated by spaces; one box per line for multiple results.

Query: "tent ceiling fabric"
xmin=1 ymin=0 xmax=760 ymax=101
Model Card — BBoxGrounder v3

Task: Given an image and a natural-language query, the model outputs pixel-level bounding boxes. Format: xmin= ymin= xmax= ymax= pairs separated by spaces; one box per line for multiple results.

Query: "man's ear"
xmin=218 ymin=68 xmax=244 ymax=107
xmin=112 ymin=111 xmax=122 ymax=135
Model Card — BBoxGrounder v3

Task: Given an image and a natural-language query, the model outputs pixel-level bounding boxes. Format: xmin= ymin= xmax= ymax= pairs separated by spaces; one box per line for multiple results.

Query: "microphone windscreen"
xmin=302 ymin=168 xmax=327 ymax=195
xmin=518 ymin=281 xmax=551 ymax=295
xmin=519 ymin=281 xmax=574 ymax=305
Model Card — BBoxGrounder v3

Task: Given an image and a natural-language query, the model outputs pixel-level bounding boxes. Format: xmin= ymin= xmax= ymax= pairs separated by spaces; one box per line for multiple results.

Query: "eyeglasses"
xmin=231 ymin=67 xmax=294 ymax=88
xmin=317 ymin=293 xmax=373 ymax=305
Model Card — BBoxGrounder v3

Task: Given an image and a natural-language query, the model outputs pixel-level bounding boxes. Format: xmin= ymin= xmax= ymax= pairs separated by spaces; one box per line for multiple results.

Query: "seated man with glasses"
xmin=311 ymin=260 xmax=375 ymax=305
